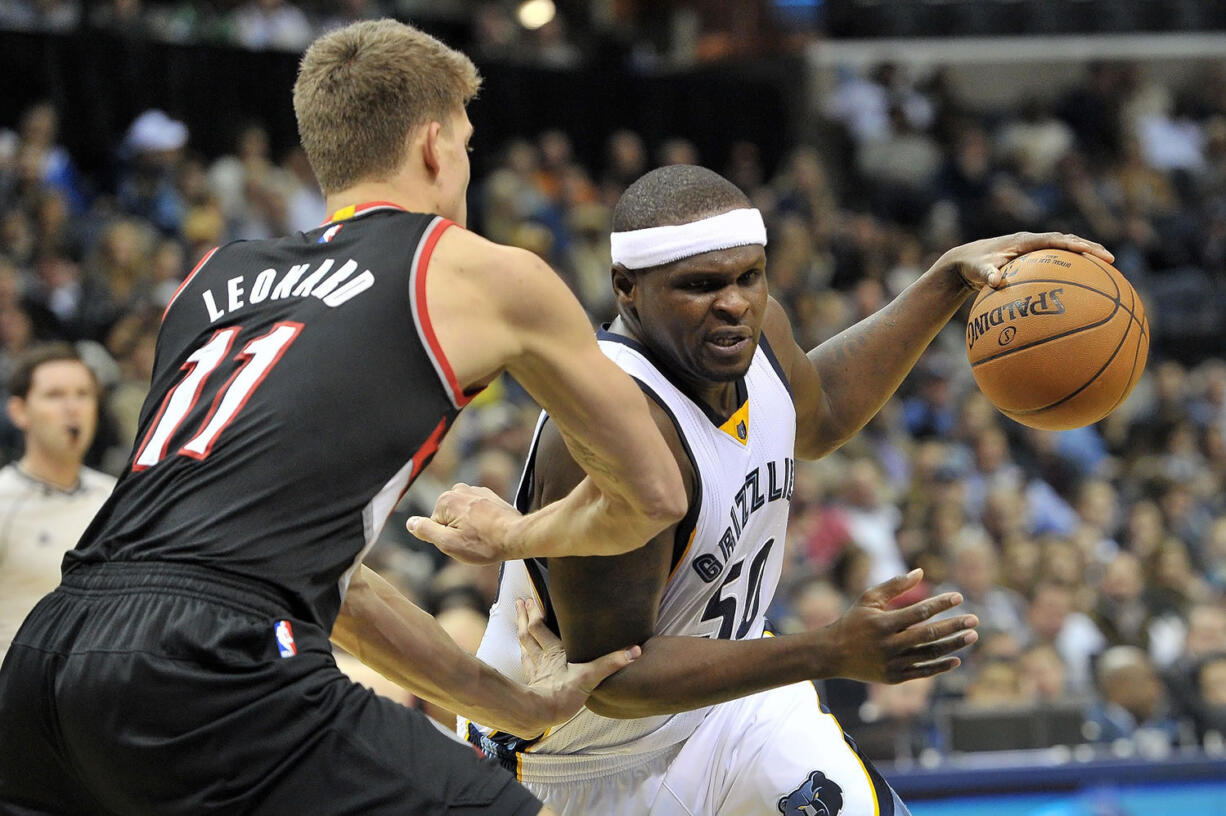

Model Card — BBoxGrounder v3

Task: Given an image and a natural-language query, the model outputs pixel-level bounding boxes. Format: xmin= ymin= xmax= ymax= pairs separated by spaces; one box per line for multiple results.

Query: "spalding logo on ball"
xmin=965 ymin=248 xmax=1149 ymax=431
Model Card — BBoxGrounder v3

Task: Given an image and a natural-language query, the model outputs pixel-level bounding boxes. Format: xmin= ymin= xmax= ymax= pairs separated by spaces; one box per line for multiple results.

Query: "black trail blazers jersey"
xmin=68 ymin=204 xmax=470 ymax=628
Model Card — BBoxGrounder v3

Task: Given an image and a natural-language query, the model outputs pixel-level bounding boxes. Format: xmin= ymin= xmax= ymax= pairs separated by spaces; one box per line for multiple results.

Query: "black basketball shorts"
xmin=0 ymin=561 xmax=540 ymax=816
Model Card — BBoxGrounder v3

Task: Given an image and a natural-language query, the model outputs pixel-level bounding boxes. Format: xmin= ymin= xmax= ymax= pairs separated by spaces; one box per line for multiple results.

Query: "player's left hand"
xmin=821 ymin=568 xmax=979 ymax=684
xmin=513 ymin=597 xmax=641 ymax=737
xmin=934 ymin=231 xmax=1114 ymax=291
xmin=406 ymin=483 xmax=522 ymax=565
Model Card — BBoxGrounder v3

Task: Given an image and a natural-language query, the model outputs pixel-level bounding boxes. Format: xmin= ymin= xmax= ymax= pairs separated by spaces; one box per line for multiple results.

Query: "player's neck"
xmin=608 ymin=316 xmax=740 ymax=418
xmin=324 ymin=180 xmax=435 ymax=221
xmin=18 ymin=450 xmax=82 ymax=491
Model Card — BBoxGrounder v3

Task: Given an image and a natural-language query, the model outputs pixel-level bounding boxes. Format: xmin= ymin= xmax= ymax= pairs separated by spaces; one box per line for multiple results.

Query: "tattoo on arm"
xmin=557 ymin=429 xmax=619 ymax=483
xmin=817 ymin=323 xmax=872 ymax=370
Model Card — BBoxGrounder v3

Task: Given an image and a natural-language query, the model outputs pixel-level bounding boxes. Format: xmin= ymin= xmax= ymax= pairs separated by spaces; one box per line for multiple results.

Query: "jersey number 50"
xmin=132 ymin=322 xmax=303 ymax=470
xmin=700 ymin=538 xmax=774 ymax=640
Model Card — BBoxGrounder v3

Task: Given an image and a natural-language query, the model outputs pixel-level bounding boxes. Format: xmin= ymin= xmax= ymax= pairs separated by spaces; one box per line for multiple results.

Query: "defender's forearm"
xmin=332 ymin=567 xmax=545 ymax=736
xmin=506 ymin=474 xmax=681 ymax=560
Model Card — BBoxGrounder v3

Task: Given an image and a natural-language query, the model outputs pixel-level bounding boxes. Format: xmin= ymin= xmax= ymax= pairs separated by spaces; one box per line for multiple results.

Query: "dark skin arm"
xmin=537 ymin=412 xmax=977 ymax=719
xmin=783 ymin=232 xmax=1115 ymax=459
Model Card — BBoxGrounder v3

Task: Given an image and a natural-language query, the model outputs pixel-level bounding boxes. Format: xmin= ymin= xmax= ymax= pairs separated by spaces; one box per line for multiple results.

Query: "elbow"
xmin=584 ymin=688 xmax=654 ymax=720
xmin=643 ymin=493 xmax=687 ymax=530
xmin=638 ymin=472 xmax=688 ymax=528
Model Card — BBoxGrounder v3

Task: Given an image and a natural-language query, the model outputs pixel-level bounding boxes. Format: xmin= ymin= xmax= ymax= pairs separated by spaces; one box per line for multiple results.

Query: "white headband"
xmin=610 ymin=208 xmax=767 ymax=270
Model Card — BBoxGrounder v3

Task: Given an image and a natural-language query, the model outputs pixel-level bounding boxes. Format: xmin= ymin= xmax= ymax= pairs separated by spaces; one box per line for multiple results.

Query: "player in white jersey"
xmin=468 ymin=165 xmax=1115 ymax=815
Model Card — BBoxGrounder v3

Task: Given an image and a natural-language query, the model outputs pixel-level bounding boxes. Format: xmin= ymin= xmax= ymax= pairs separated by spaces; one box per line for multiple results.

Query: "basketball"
xmin=965 ymin=248 xmax=1149 ymax=431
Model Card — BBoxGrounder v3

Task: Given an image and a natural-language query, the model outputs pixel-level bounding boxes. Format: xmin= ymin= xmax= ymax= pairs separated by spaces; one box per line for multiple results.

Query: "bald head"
xmin=612 ymin=165 xmax=750 ymax=232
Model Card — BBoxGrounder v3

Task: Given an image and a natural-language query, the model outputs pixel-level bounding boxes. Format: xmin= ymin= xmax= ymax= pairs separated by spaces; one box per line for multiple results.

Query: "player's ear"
xmin=611 ymin=265 xmax=636 ymax=303
xmin=6 ymin=396 xmax=27 ymax=432
xmin=611 ymin=265 xmax=640 ymax=318
xmin=422 ymin=121 xmax=444 ymax=177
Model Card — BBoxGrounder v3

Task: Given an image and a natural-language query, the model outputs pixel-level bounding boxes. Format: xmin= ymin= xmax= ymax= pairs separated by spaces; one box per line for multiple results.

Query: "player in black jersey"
xmin=0 ymin=20 xmax=686 ymax=816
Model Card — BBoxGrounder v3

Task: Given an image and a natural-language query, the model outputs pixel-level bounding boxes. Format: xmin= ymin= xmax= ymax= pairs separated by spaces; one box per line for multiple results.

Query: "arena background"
xmin=5 ymin=0 xmax=1226 ymax=812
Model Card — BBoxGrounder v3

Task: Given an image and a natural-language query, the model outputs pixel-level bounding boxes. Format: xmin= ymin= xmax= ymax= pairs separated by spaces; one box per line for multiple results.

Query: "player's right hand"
xmin=934 ymin=231 xmax=1114 ymax=292
xmin=821 ymin=568 xmax=978 ymax=684
xmin=406 ymin=483 xmax=523 ymax=565
xmin=511 ymin=597 xmax=641 ymax=737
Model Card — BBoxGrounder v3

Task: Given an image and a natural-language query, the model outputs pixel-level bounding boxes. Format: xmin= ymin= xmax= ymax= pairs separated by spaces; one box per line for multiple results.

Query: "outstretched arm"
xmin=532 ymin=417 xmax=977 ymax=719
xmin=331 ymin=565 xmax=639 ymax=738
xmin=586 ymin=571 xmax=976 ymax=718
xmin=776 ymin=232 xmax=1114 ymax=459
xmin=407 ymin=228 xmax=686 ymax=563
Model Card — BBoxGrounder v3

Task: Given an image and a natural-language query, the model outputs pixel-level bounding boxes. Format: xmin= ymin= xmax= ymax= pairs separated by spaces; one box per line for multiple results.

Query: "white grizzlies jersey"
xmin=469 ymin=329 xmax=796 ymax=780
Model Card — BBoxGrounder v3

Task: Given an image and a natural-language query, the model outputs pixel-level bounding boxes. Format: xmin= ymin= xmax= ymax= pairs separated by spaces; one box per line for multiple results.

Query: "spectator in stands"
xmin=963 ymin=656 xmax=1031 ymax=708
xmin=902 ymin=354 xmax=958 ymax=439
xmin=116 ymin=109 xmax=189 ymax=236
xmin=832 ymin=457 xmax=907 ymax=586
xmin=1163 ymin=602 xmax=1226 ymax=728
xmin=853 ymin=676 xmax=939 ymax=762
xmin=1073 ymin=478 xmax=1123 ymax=551
xmin=780 ymin=576 xmax=847 ymax=634
xmin=1192 ymin=652 xmax=1226 ymax=745
xmin=1025 ymin=580 xmax=1105 ymax=695
xmin=1020 ymin=641 xmax=1073 ymax=702
xmin=280 ymin=146 xmax=325 ymax=233
xmin=1121 ymin=498 xmax=1168 ymax=563
xmin=207 ymin=122 xmax=284 ymax=238
xmin=1092 ymin=550 xmax=1170 ymax=653
xmin=1203 ymin=516 xmax=1226 ymax=593
xmin=1057 ymin=61 xmax=1127 ymax=162
xmin=230 ymin=0 xmax=313 ymax=51
xmin=600 ymin=129 xmax=647 ymax=201
xmin=86 ymin=218 xmax=156 ymax=312
xmin=1086 ymin=645 xmax=1188 ymax=750
xmin=937 ymin=531 xmax=1028 ymax=636
xmin=16 ymin=102 xmax=86 ymax=214
xmin=26 ymin=253 xmax=118 ymax=343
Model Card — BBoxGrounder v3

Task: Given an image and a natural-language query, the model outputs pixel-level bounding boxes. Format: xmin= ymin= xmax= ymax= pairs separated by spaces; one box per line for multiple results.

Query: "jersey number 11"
xmin=132 ymin=322 xmax=303 ymax=470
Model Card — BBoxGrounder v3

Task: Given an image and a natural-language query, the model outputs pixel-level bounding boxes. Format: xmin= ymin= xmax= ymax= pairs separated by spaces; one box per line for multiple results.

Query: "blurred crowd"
xmin=5 ymin=50 xmax=1226 ymax=763
xmin=0 ymin=0 xmax=685 ymax=66
xmin=0 ymin=0 xmax=809 ymax=67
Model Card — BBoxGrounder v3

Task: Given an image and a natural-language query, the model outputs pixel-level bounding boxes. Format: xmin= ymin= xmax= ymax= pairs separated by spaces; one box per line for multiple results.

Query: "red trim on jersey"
xmin=412 ymin=219 xmax=477 ymax=408
xmin=164 ymin=246 xmax=219 ymax=321
xmin=180 ymin=322 xmax=304 ymax=461
xmin=132 ymin=327 xmax=239 ymax=472
xmin=406 ymin=417 xmax=450 ymax=493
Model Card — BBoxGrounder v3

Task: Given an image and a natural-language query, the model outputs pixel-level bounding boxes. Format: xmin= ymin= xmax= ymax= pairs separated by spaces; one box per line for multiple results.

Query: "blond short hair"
xmin=293 ymin=19 xmax=481 ymax=194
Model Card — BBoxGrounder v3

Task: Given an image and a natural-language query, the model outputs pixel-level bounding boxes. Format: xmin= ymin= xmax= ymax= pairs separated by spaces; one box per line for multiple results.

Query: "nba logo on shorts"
xmin=275 ymin=620 xmax=298 ymax=658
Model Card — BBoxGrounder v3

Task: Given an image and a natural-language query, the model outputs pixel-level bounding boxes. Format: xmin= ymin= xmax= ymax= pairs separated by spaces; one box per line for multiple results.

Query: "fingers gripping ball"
xmin=965 ymin=249 xmax=1149 ymax=430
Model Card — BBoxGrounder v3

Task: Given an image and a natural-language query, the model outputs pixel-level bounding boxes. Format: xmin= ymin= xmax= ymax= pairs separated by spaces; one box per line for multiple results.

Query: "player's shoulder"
xmin=433 ymin=225 xmax=545 ymax=275
xmin=761 ymin=297 xmax=794 ymax=353
xmin=0 ymin=464 xmax=22 ymax=495
xmin=430 ymin=227 xmax=568 ymax=327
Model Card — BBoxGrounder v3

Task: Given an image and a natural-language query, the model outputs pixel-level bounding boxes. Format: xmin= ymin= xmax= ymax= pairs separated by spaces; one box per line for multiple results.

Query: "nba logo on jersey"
xmin=319 ymin=223 xmax=343 ymax=243
xmin=274 ymin=620 xmax=297 ymax=657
